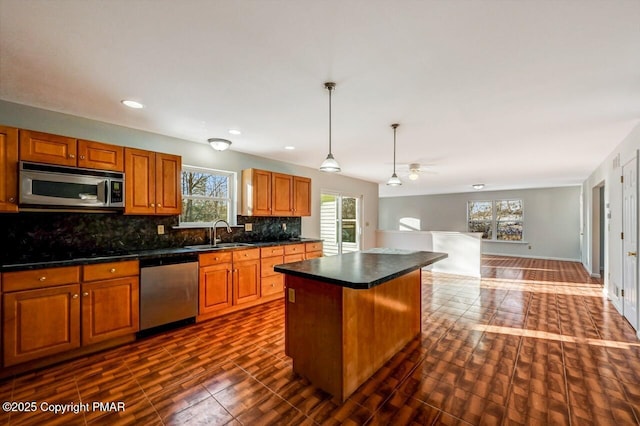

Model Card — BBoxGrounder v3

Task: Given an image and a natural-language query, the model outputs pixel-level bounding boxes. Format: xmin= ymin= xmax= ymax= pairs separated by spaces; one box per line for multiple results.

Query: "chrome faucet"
xmin=211 ymin=219 xmax=232 ymax=246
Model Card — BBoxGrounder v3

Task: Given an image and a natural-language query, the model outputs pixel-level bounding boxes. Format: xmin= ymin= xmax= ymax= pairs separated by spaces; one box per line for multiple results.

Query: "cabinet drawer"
xmin=233 ymin=248 xmax=261 ymax=262
xmin=83 ymin=260 xmax=139 ymax=282
xmin=306 ymin=251 xmax=323 ymax=260
xmin=199 ymin=252 xmax=232 ymax=267
xmin=284 ymin=244 xmax=305 ymax=255
xmin=3 ymin=266 xmax=81 ymax=292
xmin=261 ymin=255 xmax=284 ymax=277
xmin=260 ymin=246 xmax=284 ymax=257
xmin=305 ymin=242 xmax=323 ymax=253
xmin=284 ymin=254 xmax=305 ymax=263
xmin=261 ymin=274 xmax=284 ymax=296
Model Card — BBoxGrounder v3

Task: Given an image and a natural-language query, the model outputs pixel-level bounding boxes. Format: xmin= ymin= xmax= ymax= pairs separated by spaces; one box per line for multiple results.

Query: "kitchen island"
xmin=274 ymin=248 xmax=447 ymax=401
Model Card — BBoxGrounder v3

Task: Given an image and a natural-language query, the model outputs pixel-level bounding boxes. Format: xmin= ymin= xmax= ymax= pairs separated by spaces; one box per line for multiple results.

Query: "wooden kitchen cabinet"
xmin=272 ymin=172 xmax=293 ymax=216
xmin=2 ymin=261 xmax=139 ymax=368
xmin=293 ymin=176 xmax=311 ymax=216
xmin=261 ymin=246 xmax=285 ymax=297
xmin=198 ymin=252 xmax=233 ymax=314
xmin=124 ymin=148 xmax=181 ymax=215
xmin=284 ymin=243 xmax=305 ymax=263
xmin=233 ymin=249 xmax=261 ymax=305
xmin=3 ymin=265 xmax=82 ymax=367
xmin=81 ymin=260 xmax=139 ymax=346
xmin=19 ymin=130 xmax=124 ymax=171
xmin=242 ymin=168 xmax=311 ymax=217
xmin=0 ymin=126 xmax=18 ymax=213
xmin=305 ymin=241 xmax=324 ymax=259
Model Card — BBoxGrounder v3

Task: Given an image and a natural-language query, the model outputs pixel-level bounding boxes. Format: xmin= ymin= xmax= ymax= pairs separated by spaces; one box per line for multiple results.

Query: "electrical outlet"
xmin=288 ymin=288 xmax=295 ymax=303
xmin=282 ymin=223 xmax=287 ymax=231
xmin=245 ymin=223 xmax=253 ymax=232
xmin=157 ymin=225 xmax=165 ymax=235
xmin=528 ymin=245 xmax=532 ymax=250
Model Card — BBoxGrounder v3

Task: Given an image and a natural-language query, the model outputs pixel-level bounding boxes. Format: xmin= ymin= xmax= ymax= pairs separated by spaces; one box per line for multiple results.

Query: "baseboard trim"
xmin=482 ymin=252 xmax=581 ymax=262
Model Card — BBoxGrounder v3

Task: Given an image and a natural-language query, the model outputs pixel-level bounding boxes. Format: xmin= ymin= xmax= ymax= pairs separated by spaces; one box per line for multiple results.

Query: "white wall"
xmin=0 ymin=100 xmax=379 ymax=249
xmin=582 ymin=122 xmax=640 ymax=313
xmin=379 ymin=186 xmax=581 ymax=261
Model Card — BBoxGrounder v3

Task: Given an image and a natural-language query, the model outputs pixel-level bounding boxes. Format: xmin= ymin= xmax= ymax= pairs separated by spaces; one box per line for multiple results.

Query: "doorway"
xmin=591 ymin=182 xmax=605 ymax=279
xmin=320 ymin=192 xmax=362 ymax=256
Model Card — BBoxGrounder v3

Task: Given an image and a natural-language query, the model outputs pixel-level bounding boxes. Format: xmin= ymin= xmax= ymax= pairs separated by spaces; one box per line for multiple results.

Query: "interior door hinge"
xmin=622 ymin=289 xmax=625 ymax=297
xmin=621 ymin=232 xmax=624 ymax=239
xmin=621 ymin=175 xmax=624 ymax=183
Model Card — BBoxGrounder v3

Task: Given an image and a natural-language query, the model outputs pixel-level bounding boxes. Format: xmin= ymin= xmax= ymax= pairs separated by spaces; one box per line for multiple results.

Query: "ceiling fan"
xmin=396 ymin=162 xmax=437 ymax=181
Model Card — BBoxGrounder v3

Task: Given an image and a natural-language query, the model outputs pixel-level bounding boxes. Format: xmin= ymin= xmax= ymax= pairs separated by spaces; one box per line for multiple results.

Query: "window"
xmin=467 ymin=199 xmax=523 ymax=241
xmin=180 ymin=166 xmax=235 ymax=226
xmin=320 ymin=193 xmax=362 ymax=256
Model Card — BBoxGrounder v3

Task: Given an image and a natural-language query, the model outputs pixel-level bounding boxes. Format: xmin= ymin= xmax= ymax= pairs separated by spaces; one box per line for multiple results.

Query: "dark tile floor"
xmin=0 ymin=255 xmax=639 ymax=425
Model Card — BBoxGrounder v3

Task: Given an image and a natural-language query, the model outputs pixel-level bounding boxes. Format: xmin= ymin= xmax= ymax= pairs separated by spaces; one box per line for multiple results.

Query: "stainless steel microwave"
xmin=19 ymin=161 xmax=125 ymax=208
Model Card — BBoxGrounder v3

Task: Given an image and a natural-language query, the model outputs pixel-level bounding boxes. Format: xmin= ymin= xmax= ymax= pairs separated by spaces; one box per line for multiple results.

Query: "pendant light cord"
xmin=392 ymin=123 xmax=399 ymax=174
xmin=327 ymin=83 xmax=334 ymax=155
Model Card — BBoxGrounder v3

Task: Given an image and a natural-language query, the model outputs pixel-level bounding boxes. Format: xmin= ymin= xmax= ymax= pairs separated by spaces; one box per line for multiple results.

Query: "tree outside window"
xmin=468 ymin=199 xmax=523 ymax=241
xmin=180 ymin=166 xmax=234 ymax=226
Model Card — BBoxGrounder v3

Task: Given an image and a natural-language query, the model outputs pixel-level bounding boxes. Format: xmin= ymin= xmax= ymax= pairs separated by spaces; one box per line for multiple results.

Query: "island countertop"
xmin=274 ymin=248 xmax=448 ymax=289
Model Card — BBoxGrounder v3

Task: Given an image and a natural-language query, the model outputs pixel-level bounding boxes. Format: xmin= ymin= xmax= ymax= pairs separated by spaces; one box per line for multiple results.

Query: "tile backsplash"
xmin=0 ymin=212 xmax=302 ymax=264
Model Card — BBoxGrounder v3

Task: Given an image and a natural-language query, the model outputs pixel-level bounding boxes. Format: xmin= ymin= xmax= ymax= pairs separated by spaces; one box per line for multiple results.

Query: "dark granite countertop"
xmin=0 ymin=238 xmax=322 ymax=272
xmin=273 ymin=248 xmax=448 ymax=290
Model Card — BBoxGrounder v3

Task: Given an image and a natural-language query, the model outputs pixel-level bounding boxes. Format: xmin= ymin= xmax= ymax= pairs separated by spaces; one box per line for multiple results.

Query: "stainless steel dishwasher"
xmin=139 ymin=253 xmax=199 ymax=334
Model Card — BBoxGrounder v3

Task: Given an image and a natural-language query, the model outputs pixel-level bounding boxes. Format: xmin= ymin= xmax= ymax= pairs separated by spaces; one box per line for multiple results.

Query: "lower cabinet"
xmin=233 ymin=249 xmax=261 ymax=305
xmin=199 ymin=252 xmax=233 ymax=314
xmin=261 ymin=246 xmax=285 ymax=297
xmin=2 ymin=261 xmax=139 ymax=367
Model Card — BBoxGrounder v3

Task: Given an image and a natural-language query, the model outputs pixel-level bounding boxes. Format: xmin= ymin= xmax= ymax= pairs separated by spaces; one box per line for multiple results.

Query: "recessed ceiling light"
xmin=229 ymin=129 xmax=242 ymax=135
xmin=121 ymin=100 xmax=144 ymax=109
xmin=284 ymin=146 xmax=295 ymax=150
xmin=472 ymin=183 xmax=485 ymax=190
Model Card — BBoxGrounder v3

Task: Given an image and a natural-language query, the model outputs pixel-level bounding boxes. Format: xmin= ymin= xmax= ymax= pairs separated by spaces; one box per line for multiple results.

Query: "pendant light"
xmin=319 ymin=82 xmax=341 ymax=172
xmin=387 ymin=123 xmax=402 ymax=186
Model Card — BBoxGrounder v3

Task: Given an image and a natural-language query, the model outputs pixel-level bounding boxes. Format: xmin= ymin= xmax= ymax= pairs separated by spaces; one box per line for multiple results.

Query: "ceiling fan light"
xmin=408 ymin=171 xmax=419 ymax=180
xmin=208 ymin=138 xmax=232 ymax=151
xmin=320 ymin=152 xmax=341 ymax=172
xmin=387 ymin=173 xmax=402 ymax=186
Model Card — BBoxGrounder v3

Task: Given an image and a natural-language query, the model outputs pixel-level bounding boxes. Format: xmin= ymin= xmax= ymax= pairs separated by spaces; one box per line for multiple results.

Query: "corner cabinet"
xmin=0 ymin=126 xmax=18 ymax=213
xmin=124 ymin=148 xmax=181 ymax=215
xmin=241 ymin=168 xmax=311 ymax=217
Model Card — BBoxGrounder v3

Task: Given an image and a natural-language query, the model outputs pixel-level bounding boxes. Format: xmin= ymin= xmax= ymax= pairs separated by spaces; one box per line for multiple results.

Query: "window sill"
xmin=482 ymin=239 xmax=528 ymax=244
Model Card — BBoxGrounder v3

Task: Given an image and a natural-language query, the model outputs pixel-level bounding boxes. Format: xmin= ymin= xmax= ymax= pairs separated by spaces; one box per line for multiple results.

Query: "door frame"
xmin=622 ymin=154 xmax=639 ymax=331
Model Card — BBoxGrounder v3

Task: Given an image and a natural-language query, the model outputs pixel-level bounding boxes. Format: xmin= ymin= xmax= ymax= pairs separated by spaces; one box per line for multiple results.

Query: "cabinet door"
xmin=81 ymin=277 xmax=139 ymax=345
xmin=293 ymin=176 xmax=311 ymax=216
xmin=261 ymin=274 xmax=284 ymax=297
xmin=272 ymin=172 xmax=293 ymax=216
xmin=77 ymin=140 xmax=124 ymax=172
xmin=155 ymin=153 xmax=182 ymax=215
xmin=248 ymin=169 xmax=272 ymax=216
xmin=19 ymin=130 xmax=77 ymax=167
xmin=0 ymin=126 xmax=18 ymax=213
xmin=233 ymin=260 xmax=260 ymax=305
xmin=199 ymin=262 xmax=233 ymax=313
xmin=3 ymin=284 xmax=81 ymax=366
xmin=124 ymin=148 xmax=156 ymax=214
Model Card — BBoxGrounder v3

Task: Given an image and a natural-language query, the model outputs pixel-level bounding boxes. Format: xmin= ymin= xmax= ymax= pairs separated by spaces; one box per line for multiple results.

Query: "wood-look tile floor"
xmin=1 ymin=255 xmax=639 ymax=425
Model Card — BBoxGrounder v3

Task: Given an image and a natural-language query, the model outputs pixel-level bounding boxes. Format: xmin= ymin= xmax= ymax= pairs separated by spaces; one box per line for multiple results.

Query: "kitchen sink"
xmin=185 ymin=243 xmax=255 ymax=250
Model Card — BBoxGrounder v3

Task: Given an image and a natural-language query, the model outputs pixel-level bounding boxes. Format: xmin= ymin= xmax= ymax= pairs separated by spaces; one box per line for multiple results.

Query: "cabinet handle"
xmin=69 ymin=154 xmax=76 ymax=159
xmin=72 ymin=294 xmax=79 ymax=299
xmin=271 ymin=283 xmax=275 ymax=287
xmin=150 ymin=203 xmax=155 ymax=207
xmin=83 ymin=292 xmax=89 ymax=297
xmin=158 ymin=204 xmax=162 ymax=207
xmin=9 ymin=197 xmax=15 ymax=203
xmin=110 ymin=268 xmax=116 ymax=273
xmin=39 ymin=276 xmax=46 ymax=282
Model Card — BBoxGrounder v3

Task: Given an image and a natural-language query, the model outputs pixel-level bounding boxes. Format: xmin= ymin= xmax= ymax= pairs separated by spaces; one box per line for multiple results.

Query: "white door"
xmin=320 ymin=193 xmax=362 ymax=256
xmin=622 ymin=156 xmax=638 ymax=330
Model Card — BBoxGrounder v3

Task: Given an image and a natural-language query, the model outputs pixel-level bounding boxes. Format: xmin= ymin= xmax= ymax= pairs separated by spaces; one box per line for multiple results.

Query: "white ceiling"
xmin=1 ymin=1 xmax=639 ymax=197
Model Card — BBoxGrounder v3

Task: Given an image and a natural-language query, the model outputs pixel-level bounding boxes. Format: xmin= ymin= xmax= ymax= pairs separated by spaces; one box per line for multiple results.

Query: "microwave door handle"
xmin=105 ymin=180 xmax=110 ymax=205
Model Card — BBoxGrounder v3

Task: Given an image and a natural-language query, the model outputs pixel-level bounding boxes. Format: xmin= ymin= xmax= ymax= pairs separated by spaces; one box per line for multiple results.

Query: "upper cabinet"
xmin=19 ymin=130 xmax=124 ymax=172
xmin=124 ymin=148 xmax=181 ymax=215
xmin=242 ymin=168 xmax=311 ymax=217
xmin=0 ymin=126 xmax=19 ymax=213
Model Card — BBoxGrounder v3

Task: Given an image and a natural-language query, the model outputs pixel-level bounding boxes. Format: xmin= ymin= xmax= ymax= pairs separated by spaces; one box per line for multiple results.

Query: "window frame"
xmin=179 ymin=165 xmax=237 ymax=228
xmin=467 ymin=199 xmax=524 ymax=241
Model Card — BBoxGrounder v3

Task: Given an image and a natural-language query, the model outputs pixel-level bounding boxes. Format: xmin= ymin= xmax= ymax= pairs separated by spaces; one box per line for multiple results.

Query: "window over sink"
xmin=180 ymin=165 xmax=236 ymax=227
